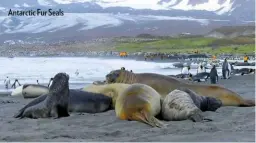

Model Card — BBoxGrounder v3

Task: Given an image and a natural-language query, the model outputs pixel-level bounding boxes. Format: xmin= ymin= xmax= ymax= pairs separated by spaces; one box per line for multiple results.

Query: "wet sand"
xmin=0 ymin=74 xmax=255 ymax=142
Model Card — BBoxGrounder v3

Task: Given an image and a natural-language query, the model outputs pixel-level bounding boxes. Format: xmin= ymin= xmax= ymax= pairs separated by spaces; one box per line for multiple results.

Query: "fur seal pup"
xmin=14 ymin=89 xmax=112 ymax=115
xmin=161 ymin=89 xmax=204 ymax=122
xmin=105 ymin=68 xmax=255 ymax=107
xmin=83 ymin=83 xmax=131 ymax=109
xmin=177 ymin=87 xmax=222 ymax=112
xmin=115 ymin=83 xmax=165 ymax=128
xmin=14 ymin=73 xmax=70 ymax=119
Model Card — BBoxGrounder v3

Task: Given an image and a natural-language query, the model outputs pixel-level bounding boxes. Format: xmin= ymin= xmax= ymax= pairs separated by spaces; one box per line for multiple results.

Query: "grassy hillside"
xmin=114 ymin=36 xmax=255 ymax=54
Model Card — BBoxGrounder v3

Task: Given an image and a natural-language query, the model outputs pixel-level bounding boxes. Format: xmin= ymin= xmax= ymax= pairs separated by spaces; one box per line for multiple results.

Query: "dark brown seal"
xmin=14 ymin=72 xmax=70 ymax=119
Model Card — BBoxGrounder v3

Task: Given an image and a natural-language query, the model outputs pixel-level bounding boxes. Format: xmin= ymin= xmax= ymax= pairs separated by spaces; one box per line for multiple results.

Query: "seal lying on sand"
xmin=105 ymin=68 xmax=255 ymax=107
xmin=115 ymin=83 xmax=165 ymax=128
xmin=232 ymin=68 xmax=255 ymax=76
xmin=161 ymin=89 xmax=205 ymax=122
xmin=10 ymin=84 xmax=49 ymax=98
xmin=14 ymin=73 xmax=70 ymax=119
xmin=14 ymin=89 xmax=112 ymax=116
xmin=83 ymin=83 xmax=131 ymax=109
xmin=173 ymin=73 xmax=192 ymax=79
xmin=177 ymin=87 xmax=222 ymax=112
xmin=22 ymin=84 xmax=49 ymax=98
xmin=190 ymin=72 xmax=210 ymax=82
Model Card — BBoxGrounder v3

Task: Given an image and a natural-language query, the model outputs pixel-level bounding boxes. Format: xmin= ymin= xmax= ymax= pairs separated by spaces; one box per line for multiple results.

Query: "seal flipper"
xmin=240 ymin=99 xmax=255 ymax=107
xmin=14 ymin=94 xmax=48 ymax=118
xmin=189 ymin=114 xmax=203 ymax=122
xmin=56 ymin=105 xmax=70 ymax=118
xmin=132 ymin=110 xmax=166 ymax=128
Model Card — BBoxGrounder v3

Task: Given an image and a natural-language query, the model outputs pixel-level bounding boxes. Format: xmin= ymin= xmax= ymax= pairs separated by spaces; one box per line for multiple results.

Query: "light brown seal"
xmin=115 ymin=83 xmax=165 ymax=128
xmin=83 ymin=83 xmax=131 ymax=108
xmin=105 ymin=68 xmax=255 ymax=107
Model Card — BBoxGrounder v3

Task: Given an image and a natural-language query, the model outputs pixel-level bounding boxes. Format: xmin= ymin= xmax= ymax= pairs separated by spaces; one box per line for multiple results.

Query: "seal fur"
xmin=105 ymin=69 xmax=255 ymax=107
xmin=14 ymin=73 xmax=70 ymax=119
xmin=115 ymin=83 xmax=165 ymax=128
xmin=161 ymin=89 xmax=204 ymax=122
xmin=14 ymin=89 xmax=112 ymax=117
xmin=83 ymin=83 xmax=131 ymax=108
xmin=22 ymin=84 xmax=49 ymax=98
xmin=177 ymin=87 xmax=222 ymax=112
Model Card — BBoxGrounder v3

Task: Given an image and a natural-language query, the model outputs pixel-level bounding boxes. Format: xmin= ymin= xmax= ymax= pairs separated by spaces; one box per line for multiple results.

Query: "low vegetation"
xmin=114 ymin=35 xmax=255 ymax=55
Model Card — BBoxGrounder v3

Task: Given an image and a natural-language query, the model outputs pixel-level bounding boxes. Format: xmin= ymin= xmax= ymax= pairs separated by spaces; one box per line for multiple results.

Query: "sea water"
xmin=0 ymin=57 xmax=250 ymax=92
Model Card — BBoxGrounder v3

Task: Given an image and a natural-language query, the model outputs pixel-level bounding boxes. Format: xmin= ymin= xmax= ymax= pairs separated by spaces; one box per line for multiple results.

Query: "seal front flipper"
xmin=202 ymin=118 xmax=213 ymax=122
xmin=189 ymin=113 xmax=203 ymax=122
xmin=14 ymin=94 xmax=47 ymax=118
xmin=131 ymin=111 xmax=165 ymax=128
xmin=51 ymin=105 xmax=70 ymax=119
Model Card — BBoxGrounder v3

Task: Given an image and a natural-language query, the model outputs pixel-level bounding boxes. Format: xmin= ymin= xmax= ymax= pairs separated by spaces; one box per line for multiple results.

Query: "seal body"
xmin=68 ymin=89 xmax=112 ymax=113
xmin=115 ymin=83 xmax=164 ymax=128
xmin=106 ymin=69 xmax=255 ymax=107
xmin=191 ymin=72 xmax=210 ymax=82
xmin=232 ymin=68 xmax=255 ymax=76
xmin=14 ymin=73 xmax=70 ymax=119
xmin=22 ymin=84 xmax=49 ymax=98
xmin=14 ymin=89 xmax=112 ymax=116
xmin=177 ymin=87 xmax=222 ymax=112
xmin=11 ymin=85 xmax=24 ymax=96
xmin=83 ymin=83 xmax=131 ymax=108
xmin=161 ymin=89 xmax=203 ymax=122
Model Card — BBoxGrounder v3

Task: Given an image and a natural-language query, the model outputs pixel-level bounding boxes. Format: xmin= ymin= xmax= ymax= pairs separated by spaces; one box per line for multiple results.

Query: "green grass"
xmin=114 ymin=37 xmax=255 ymax=54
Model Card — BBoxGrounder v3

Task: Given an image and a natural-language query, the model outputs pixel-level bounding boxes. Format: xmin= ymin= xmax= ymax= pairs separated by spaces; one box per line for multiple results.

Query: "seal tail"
xmin=239 ymin=99 xmax=255 ymax=107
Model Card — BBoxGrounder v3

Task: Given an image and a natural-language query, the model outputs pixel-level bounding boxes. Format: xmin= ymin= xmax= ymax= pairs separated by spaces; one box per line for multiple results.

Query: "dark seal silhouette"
xmin=14 ymin=72 xmax=70 ymax=119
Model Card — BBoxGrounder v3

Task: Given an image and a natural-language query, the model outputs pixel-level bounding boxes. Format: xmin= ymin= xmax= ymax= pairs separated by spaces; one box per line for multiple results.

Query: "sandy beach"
xmin=0 ymin=74 xmax=255 ymax=142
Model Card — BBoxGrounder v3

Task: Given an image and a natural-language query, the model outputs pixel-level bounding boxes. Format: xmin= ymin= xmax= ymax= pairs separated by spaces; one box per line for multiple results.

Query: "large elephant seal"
xmin=10 ymin=84 xmax=49 ymax=98
xmin=22 ymin=84 xmax=49 ymax=98
xmin=11 ymin=85 xmax=24 ymax=96
xmin=14 ymin=89 xmax=112 ymax=115
xmin=161 ymin=89 xmax=204 ymax=122
xmin=105 ymin=68 xmax=255 ymax=107
xmin=177 ymin=87 xmax=222 ymax=112
xmin=83 ymin=83 xmax=131 ymax=109
xmin=14 ymin=73 xmax=70 ymax=119
xmin=115 ymin=83 xmax=165 ymax=128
